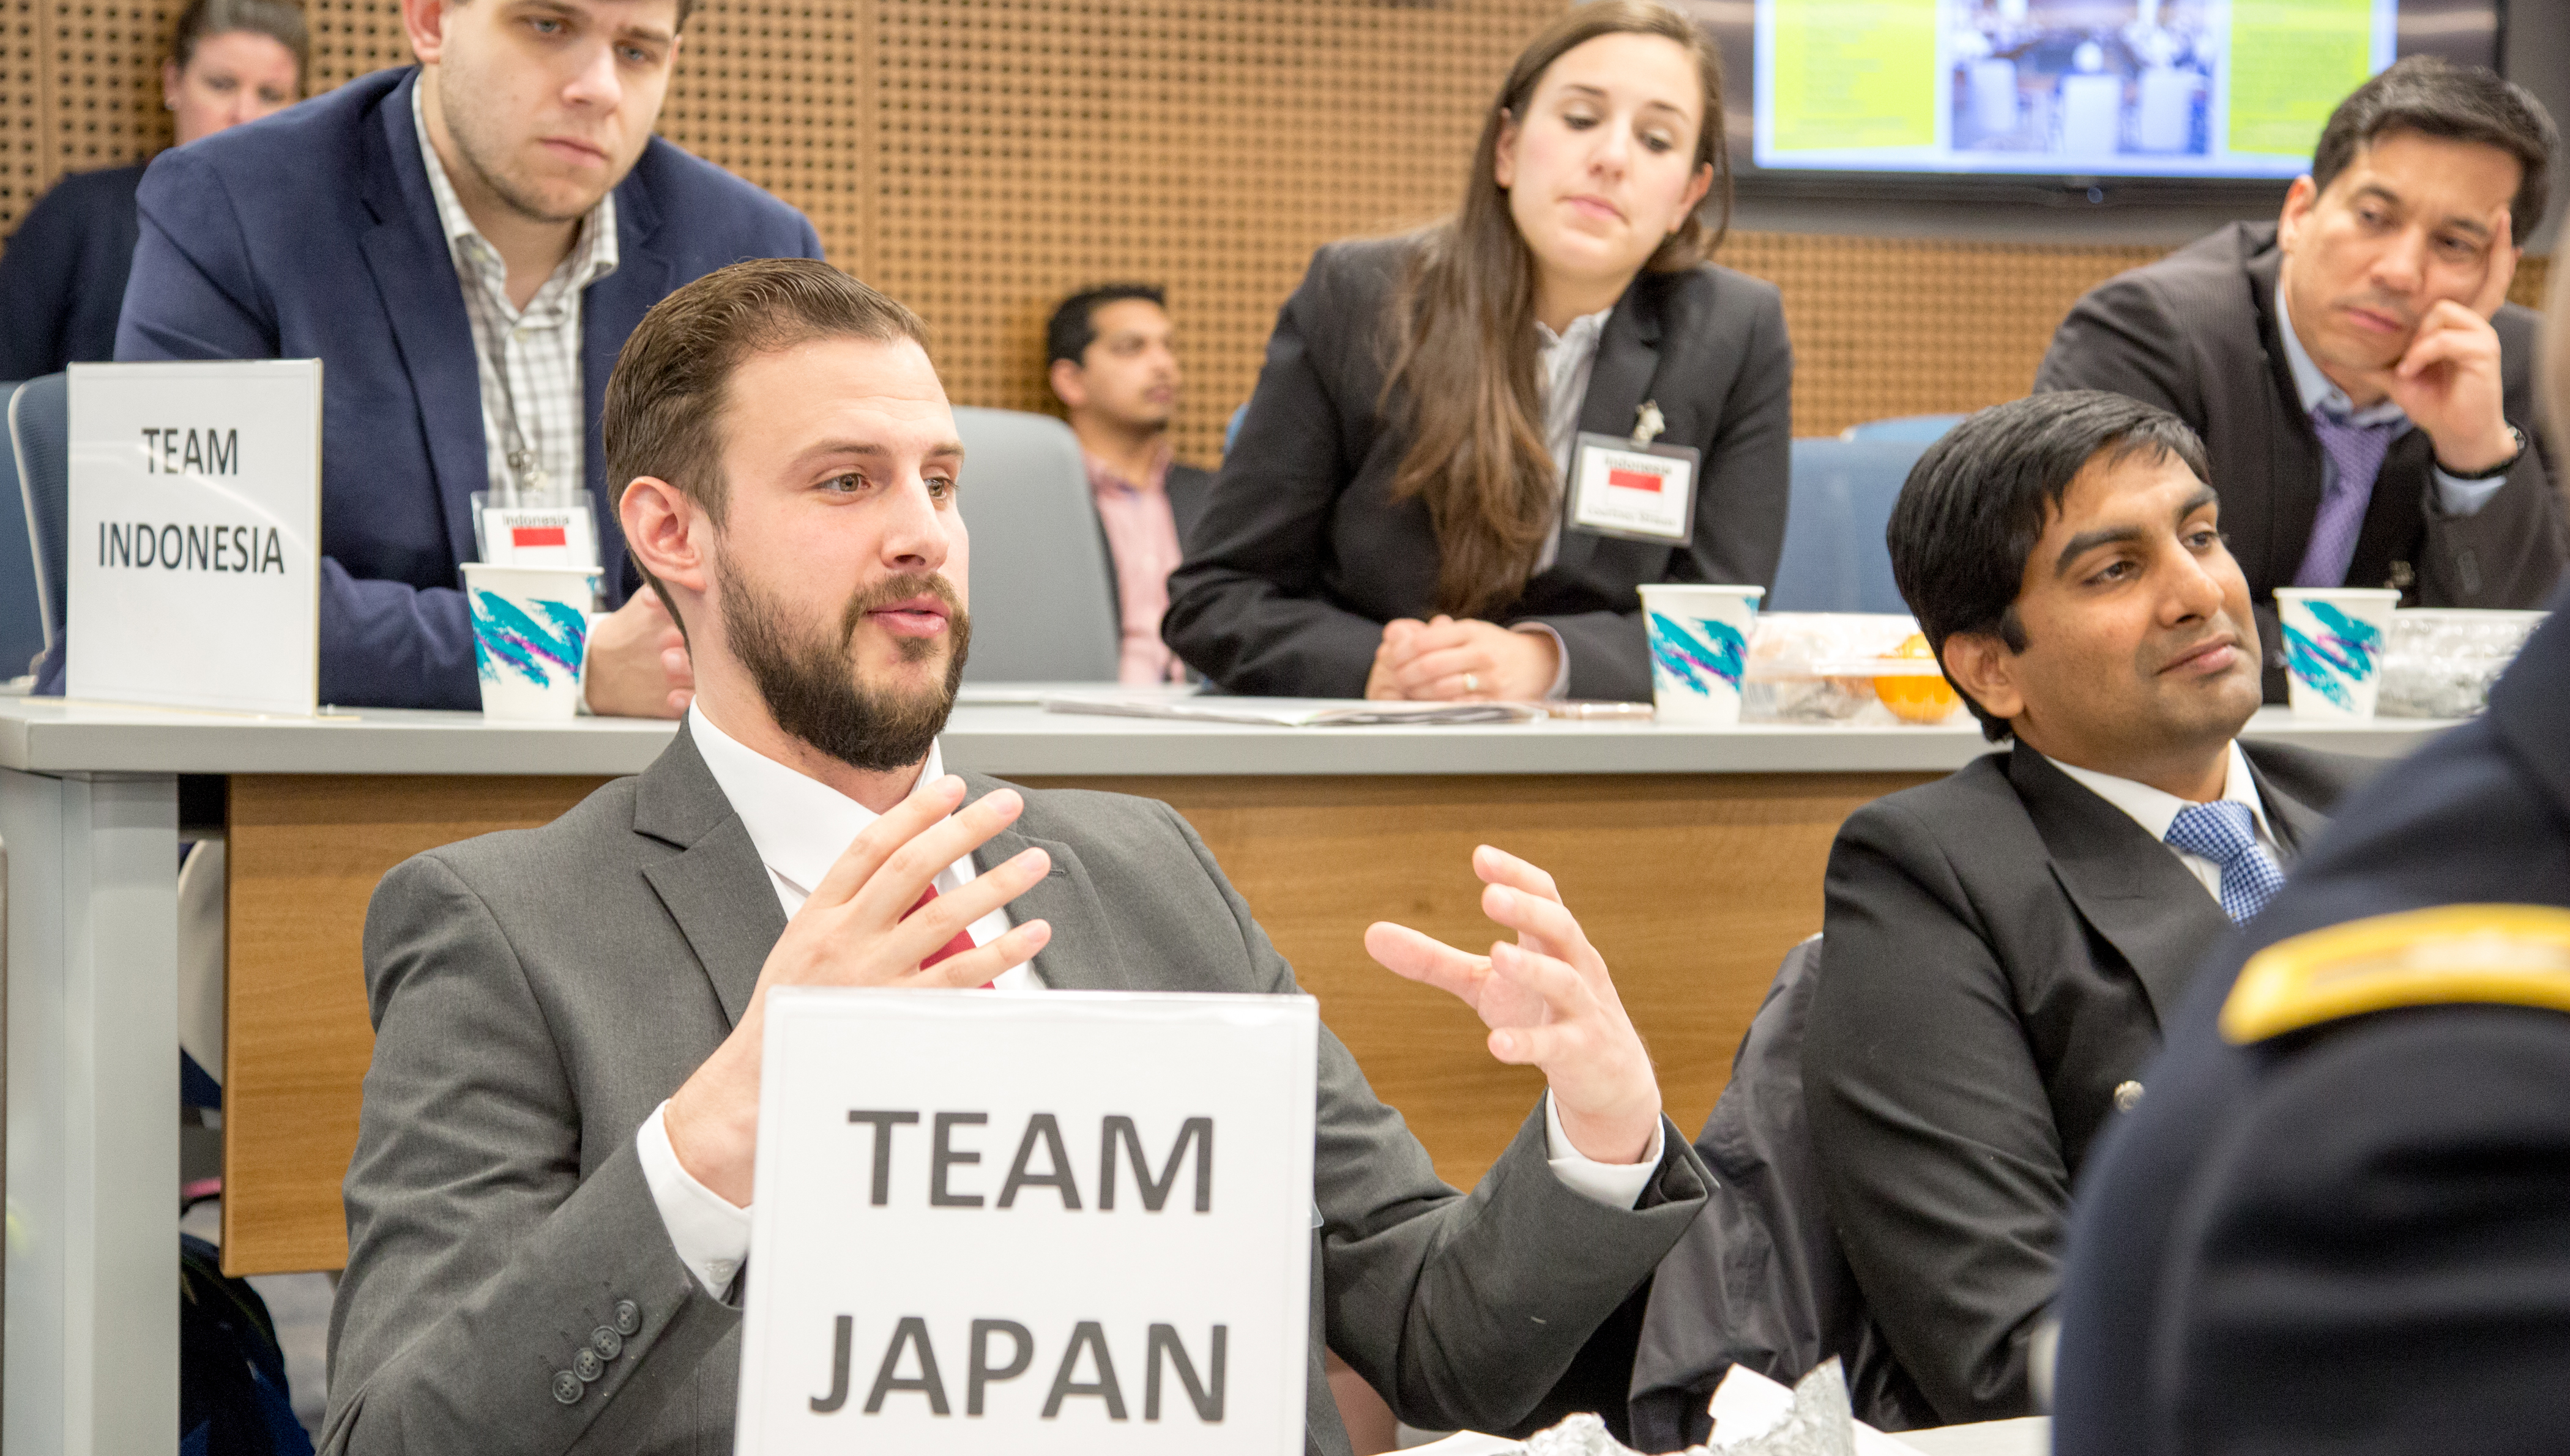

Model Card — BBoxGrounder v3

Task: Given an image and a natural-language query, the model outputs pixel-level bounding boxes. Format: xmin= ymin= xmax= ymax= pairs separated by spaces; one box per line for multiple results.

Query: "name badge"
xmin=478 ymin=502 xmax=600 ymax=570
xmin=1568 ymin=431 xmax=1697 ymax=546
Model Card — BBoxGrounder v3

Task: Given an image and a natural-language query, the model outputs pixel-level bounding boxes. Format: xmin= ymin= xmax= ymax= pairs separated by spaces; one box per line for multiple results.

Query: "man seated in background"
xmin=2036 ymin=57 xmax=2564 ymax=697
xmin=1045 ymin=284 xmax=1214 ymax=685
xmin=1801 ymin=392 xmax=2368 ymax=1424
xmin=325 ymin=258 xmax=1709 ymax=1454
xmin=114 ymin=0 xmax=822 ymax=713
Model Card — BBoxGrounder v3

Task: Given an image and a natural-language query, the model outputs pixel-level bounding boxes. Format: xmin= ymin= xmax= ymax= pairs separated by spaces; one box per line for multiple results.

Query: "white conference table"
xmin=0 ymin=690 xmax=2443 ymax=1454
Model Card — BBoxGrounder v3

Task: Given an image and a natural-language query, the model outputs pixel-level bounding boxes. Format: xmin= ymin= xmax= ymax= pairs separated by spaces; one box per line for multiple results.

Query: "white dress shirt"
xmin=412 ymin=81 xmax=618 ymax=505
xmin=636 ymin=705 xmax=1661 ymax=1294
xmin=1507 ymin=305 xmax=1615 ymax=698
xmin=2044 ymin=740 xmax=2284 ymax=902
xmin=2273 ymin=282 xmax=2502 ymax=519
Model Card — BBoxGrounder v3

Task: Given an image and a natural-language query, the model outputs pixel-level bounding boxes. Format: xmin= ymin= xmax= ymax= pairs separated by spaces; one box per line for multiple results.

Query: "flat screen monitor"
xmin=1677 ymin=0 xmax=2504 ymax=194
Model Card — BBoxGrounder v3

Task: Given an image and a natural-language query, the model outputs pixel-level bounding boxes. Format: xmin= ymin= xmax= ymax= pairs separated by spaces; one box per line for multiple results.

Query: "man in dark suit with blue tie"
xmin=114 ymin=0 xmax=824 ymax=711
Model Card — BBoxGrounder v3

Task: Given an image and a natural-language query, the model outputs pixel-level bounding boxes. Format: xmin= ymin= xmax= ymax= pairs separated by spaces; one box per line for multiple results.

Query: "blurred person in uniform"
xmin=1044 ymin=284 xmax=1213 ymax=686
xmin=0 ymin=0 xmax=307 ymax=379
xmin=2048 ymin=251 xmax=2570 ymax=1455
xmin=2037 ymin=57 xmax=2564 ymax=699
xmin=111 ymin=0 xmax=824 ymax=713
xmin=1164 ymin=0 xmax=1791 ymax=704
xmin=1796 ymin=391 xmax=2366 ymax=1427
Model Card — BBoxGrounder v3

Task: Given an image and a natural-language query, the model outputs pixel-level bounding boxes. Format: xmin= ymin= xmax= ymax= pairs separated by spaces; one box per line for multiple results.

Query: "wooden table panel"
xmin=221 ymin=770 xmax=1929 ymax=1275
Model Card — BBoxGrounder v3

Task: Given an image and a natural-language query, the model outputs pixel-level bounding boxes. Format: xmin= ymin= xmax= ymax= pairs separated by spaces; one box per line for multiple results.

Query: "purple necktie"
xmin=2293 ymin=410 xmax=2402 ymax=588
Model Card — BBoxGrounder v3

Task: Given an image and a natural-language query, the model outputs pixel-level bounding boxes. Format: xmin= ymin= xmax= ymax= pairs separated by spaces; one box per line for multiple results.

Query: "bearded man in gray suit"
xmin=321 ymin=258 xmax=1710 ymax=1456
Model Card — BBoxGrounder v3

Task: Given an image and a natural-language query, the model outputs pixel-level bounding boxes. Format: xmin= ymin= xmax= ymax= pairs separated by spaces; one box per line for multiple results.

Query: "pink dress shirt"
xmin=1085 ymin=446 xmax=1190 ymax=685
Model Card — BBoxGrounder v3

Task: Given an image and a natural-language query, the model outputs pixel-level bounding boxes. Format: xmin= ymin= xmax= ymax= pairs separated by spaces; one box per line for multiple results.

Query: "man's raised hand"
xmin=1365 ymin=845 xmax=1662 ymax=1164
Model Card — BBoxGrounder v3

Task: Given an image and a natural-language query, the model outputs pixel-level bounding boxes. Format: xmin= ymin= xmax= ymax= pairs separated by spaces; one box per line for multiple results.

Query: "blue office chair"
xmin=1767 ymin=438 xmax=1924 ymax=615
xmin=1224 ymin=403 xmax=1248 ymax=455
xmin=951 ymin=406 xmax=1119 ymax=682
xmin=0 ymin=381 xmax=44 ymax=678
xmin=1839 ymin=414 xmax=1966 ymax=444
xmin=7 ymin=372 xmax=67 ymax=686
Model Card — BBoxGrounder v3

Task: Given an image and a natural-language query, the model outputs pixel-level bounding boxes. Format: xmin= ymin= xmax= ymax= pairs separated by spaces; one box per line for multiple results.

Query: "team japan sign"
xmin=737 ymin=989 xmax=1319 ymax=1455
xmin=66 ymin=360 xmax=322 ymax=713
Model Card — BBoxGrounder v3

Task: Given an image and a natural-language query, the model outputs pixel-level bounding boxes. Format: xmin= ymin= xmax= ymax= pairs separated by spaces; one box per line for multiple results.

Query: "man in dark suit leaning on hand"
xmin=1801 ymin=393 xmax=2368 ymax=1424
xmin=323 ymin=258 xmax=1709 ymax=1455
xmin=2036 ymin=58 xmax=2564 ymax=697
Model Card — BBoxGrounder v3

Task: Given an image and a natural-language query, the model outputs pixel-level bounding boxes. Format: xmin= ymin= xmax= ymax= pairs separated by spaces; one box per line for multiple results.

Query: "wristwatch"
xmin=2438 ymin=424 xmax=2526 ymax=481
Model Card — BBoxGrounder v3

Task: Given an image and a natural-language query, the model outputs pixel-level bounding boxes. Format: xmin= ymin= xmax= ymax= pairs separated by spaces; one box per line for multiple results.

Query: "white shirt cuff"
xmin=1540 ymin=1091 xmax=1663 ymax=1209
xmin=2430 ymin=464 xmax=2508 ymax=519
xmin=1511 ymin=622 xmax=1572 ymax=700
xmin=636 ymin=1101 xmax=752 ymax=1298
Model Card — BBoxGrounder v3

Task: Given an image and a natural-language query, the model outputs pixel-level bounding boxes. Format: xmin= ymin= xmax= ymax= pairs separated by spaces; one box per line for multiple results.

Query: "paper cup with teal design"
xmin=2274 ymin=587 xmax=2400 ymax=721
xmin=1641 ymin=584 xmax=1764 ymax=725
xmin=464 ymin=563 xmax=600 ymax=720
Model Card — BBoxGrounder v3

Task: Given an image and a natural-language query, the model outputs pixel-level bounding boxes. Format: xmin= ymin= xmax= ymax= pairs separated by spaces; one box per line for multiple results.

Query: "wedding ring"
xmin=1462 ymin=672 xmax=1481 ymax=696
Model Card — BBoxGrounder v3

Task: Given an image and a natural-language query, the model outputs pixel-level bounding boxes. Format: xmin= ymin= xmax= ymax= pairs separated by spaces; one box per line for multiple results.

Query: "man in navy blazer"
xmin=113 ymin=0 xmax=823 ymax=711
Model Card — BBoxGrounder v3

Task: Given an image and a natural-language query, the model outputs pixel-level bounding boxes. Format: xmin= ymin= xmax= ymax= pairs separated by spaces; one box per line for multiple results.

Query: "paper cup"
xmin=464 ymin=563 xmax=599 ymax=720
xmin=2274 ymin=587 xmax=2401 ymax=721
xmin=1641 ymin=584 xmax=1764 ymax=725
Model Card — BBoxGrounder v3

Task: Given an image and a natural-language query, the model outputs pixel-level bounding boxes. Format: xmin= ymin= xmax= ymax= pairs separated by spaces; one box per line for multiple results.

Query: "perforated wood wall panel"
xmin=0 ymin=2 xmax=2552 ymax=450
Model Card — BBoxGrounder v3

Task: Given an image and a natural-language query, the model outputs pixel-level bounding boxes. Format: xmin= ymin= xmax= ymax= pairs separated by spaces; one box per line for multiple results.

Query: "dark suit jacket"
xmin=326 ymin=724 xmax=1712 ymax=1455
xmin=1163 ymin=236 xmax=1793 ymax=700
xmin=0 ymin=162 xmax=144 ymax=378
xmin=2053 ymin=595 xmax=2570 ymax=1456
xmin=2036 ymin=221 xmax=2567 ymax=695
xmin=1803 ymin=740 xmax=2366 ymax=1424
xmin=114 ymin=67 xmax=824 ymax=710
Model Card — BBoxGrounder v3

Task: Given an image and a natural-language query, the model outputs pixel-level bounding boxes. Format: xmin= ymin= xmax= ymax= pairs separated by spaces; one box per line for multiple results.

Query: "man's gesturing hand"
xmin=665 ymin=774 xmax=1055 ymax=1205
xmin=1363 ymin=845 xmax=1662 ymax=1164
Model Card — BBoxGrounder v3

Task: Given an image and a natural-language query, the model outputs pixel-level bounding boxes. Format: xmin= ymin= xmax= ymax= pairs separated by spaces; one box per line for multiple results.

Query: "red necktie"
xmin=905 ymin=882 xmax=989 ymax=987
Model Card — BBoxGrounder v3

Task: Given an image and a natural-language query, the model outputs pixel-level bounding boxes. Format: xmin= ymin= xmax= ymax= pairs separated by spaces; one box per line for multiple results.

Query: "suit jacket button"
xmin=574 ymin=1347 xmax=605 ymax=1382
xmin=591 ymin=1326 xmax=624 ymax=1361
xmin=2114 ymin=1080 xmax=2145 ymax=1112
xmin=552 ymin=1370 xmax=583 ymax=1405
xmin=613 ymin=1299 xmax=642 ymax=1337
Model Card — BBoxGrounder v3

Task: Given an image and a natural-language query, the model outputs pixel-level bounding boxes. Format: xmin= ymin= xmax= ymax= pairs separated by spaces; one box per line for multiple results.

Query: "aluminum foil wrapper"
xmin=1516 ymin=1361 xmax=1858 ymax=1456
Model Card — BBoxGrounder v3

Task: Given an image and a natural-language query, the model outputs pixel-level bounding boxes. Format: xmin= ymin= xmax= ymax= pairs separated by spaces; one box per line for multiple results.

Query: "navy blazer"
xmin=113 ymin=68 xmax=824 ymax=709
xmin=1163 ymin=236 xmax=1793 ymax=702
xmin=0 ymin=162 xmax=146 ymax=378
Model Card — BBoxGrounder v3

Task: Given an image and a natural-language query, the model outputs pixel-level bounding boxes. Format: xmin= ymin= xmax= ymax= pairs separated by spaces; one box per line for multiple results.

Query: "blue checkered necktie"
xmin=2293 ymin=408 xmax=2403 ymax=587
xmin=2164 ymin=801 xmax=2288 ymax=925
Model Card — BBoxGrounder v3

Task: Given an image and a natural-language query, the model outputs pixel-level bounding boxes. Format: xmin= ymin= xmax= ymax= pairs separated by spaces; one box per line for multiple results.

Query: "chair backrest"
xmin=8 ymin=372 xmax=68 ymax=672
xmin=0 ymin=381 xmax=45 ymax=677
xmin=1767 ymin=439 xmax=1922 ymax=615
xmin=1840 ymin=414 xmax=1967 ymax=444
xmin=1627 ymin=935 xmax=1935 ymax=1447
xmin=950 ymin=406 xmax=1119 ymax=683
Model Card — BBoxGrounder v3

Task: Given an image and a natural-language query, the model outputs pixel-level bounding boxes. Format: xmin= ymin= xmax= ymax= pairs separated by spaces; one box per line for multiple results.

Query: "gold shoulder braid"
xmin=2221 ymin=905 xmax=2570 ymax=1044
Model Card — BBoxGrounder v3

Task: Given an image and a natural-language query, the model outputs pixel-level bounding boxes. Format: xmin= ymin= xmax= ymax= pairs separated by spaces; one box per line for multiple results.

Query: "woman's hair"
xmin=1380 ymin=1 xmax=1729 ymax=618
xmin=169 ymin=0 xmax=311 ymax=87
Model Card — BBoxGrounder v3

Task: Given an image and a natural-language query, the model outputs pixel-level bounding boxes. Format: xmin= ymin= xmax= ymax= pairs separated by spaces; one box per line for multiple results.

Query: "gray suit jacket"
xmin=1801 ymin=740 xmax=2367 ymax=1425
xmin=1163 ymin=236 xmax=1794 ymax=701
xmin=323 ymin=726 xmax=1711 ymax=1455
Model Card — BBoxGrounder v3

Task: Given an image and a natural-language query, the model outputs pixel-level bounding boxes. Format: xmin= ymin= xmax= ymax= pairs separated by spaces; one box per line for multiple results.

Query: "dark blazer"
xmin=114 ymin=67 xmax=824 ymax=710
xmin=327 ymin=724 xmax=1713 ymax=1456
xmin=2052 ymin=598 xmax=2570 ymax=1456
xmin=1097 ymin=459 xmax=1215 ymax=625
xmin=1803 ymin=740 xmax=2366 ymax=1425
xmin=2036 ymin=222 xmax=2567 ymax=693
xmin=0 ymin=162 xmax=145 ymax=378
xmin=1163 ymin=236 xmax=1793 ymax=700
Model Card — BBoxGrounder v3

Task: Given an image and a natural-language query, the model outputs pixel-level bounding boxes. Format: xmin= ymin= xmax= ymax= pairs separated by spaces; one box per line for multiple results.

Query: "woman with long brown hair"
xmin=1164 ymin=0 xmax=1791 ymax=702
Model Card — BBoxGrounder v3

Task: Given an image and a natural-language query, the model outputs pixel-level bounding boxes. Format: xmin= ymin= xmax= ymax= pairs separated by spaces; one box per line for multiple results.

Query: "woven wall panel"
xmin=0 ymin=2 xmax=2551 ymax=453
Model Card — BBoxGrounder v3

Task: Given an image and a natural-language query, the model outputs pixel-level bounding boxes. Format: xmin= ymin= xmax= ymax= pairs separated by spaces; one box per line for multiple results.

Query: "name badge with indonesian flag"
xmin=1568 ymin=431 xmax=1697 ymax=546
xmin=475 ymin=499 xmax=600 ymax=570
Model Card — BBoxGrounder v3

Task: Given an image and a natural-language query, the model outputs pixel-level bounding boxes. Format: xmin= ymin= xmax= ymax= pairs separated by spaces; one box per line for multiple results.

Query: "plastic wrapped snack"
xmin=2375 ymin=609 xmax=2547 ymax=719
xmin=1742 ymin=613 xmax=1968 ymax=727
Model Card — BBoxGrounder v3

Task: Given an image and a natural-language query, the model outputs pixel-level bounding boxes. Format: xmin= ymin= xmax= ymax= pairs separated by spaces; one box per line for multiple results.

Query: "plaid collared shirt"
xmin=411 ymin=80 xmax=618 ymax=504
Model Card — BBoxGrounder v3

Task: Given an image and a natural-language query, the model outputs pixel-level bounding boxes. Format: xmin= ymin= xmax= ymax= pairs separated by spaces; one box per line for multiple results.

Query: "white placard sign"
xmin=738 ymin=989 xmax=1319 ymax=1456
xmin=66 ymin=360 xmax=321 ymax=714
